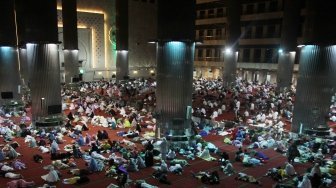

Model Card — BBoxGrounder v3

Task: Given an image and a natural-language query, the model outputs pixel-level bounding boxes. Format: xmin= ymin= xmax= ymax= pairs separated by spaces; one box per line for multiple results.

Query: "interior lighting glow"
xmin=224 ymin=48 xmax=232 ymax=54
xmin=57 ymin=6 xmax=108 ymax=68
xmin=58 ymin=23 xmax=88 ymax=29
xmin=117 ymin=50 xmax=128 ymax=53
xmin=91 ymin=27 xmax=96 ymax=68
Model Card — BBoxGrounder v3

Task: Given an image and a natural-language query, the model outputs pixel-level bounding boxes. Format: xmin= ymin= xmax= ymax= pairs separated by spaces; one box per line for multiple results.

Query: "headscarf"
xmin=51 ymin=140 xmax=59 ymax=154
xmin=298 ymin=174 xmax=312 ymax=188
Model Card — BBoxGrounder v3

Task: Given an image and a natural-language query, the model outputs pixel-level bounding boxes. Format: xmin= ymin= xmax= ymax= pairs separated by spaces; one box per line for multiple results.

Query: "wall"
xmin=56 ymin=0 xmax=116 ymax=81
xmin=128 ymin=0 xmax=157 ymax=78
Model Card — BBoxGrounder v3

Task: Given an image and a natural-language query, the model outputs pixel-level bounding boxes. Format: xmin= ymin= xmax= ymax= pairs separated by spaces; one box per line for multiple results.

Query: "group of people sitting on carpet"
xmin=1 ymin=77 xmax=336 ymax=188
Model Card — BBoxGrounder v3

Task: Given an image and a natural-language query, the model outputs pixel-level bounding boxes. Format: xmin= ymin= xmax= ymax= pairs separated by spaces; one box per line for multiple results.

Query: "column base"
xmin=0 ymin=100 xmax=24 ymax=113
xmin=34 ymin=115 xmax=64 ymax=130
xmin=164 ymin=128 xmax=193 ymax=149
xmin=304 ymin=125 xmax=330 ymax=137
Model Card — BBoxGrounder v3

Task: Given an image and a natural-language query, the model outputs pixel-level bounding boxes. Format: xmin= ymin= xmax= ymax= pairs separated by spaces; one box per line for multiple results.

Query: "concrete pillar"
xmin=0 ymin=47 xmax=20 ymax=103
xmin=28 ymin=43 xmax=62 ymax=120
xmin=277 ymin=0 xmax=301 ymax=91
xmin=62 ymin=0 xmax=79 ymax=83
xmin=116 ymin=0 xmax=129 ymax=81
xmin=156 ymin=0 xmax=195 ymax=144
xmin=277 ymin=52 xmax=296 ymax=90
xmin=0 ymin=0 xmax=21 ymax=103
xmin=292 ymin=0 xmax=336 ymax=133
xmin=223 ymin=0 xmax=241 ymax=86
xmin=16 ymin=0 xmax=61 ymax=122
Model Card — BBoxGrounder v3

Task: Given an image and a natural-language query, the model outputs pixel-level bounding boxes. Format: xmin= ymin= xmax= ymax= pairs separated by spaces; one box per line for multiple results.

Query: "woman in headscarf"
xmin=0 ymin=148 xmax=5 ymax=161
xmin=89 ymin=143 xmax=100 ymax=155
xmin=50 ymin=140 xmax=59 ymax=155
xmin=77 ymin=134 xmax=85 ymax=146
xmin=297 ymin=174 xmax=312 ymax=188
xmin=29 ymin=136 xmax=37 ymax=148
xmin=145 ymin=150 xmax=154 ymax=167
xmin=285 ymin=162 xmax=296 ymax=176
xmin=166 ymin=150 xmax=176 ymax=160
xmin=198 ymin=147 xmax=215 ymax=161
xmin=88 ymin=157 xmax=104 ymax=172
xmin=102 ymin=130 xmax=109 ymax=139
xmin=223 ymin=161 xmax=235 ymax=176
xmin=85 ymin=133 xmax=91 ymax=145
xmin=38 ymin=138 xmax=46 ymax=147
xmin=287 ymin=143 xmax=300 ymax=164
xmin=310 ymin=163 xmax=321 ymax=177
xmin=7 ymin=145 xmax=20 ymax=159
xmin=73 ymin=144 xmax=82 ymax=158
xmin=97 ymin=130 xmax=104 ymax=140
xmin=137 ymin=155 xmax=146 ymax=169
xmin=159 ymin=160 xmax=168 ymax=173
xmin=41 ymin=166 xmax=60 ymax=183
xmin=127 ymin=158 xmax=139 ymax=172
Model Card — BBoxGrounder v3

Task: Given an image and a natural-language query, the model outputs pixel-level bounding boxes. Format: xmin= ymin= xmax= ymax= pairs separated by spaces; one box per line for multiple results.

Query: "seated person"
xmin=191 ymin=170 xmax=220 ymax=185
xmin=235 ymin=172 xmax=261 ymax=185
xmin=123 ymin=129 xmax=139 ymax=138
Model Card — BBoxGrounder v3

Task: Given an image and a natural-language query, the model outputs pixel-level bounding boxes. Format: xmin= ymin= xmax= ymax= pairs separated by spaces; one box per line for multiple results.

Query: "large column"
xmin=276 ymin=0 xmax=301 ymax=91
xmin=222 ymin=0 xmax=241 ymax=86
xmin=116 ymin=0 xmax=129 ymax=81
xmin=156 ymin=0 xmax=195 ymax=145
xmin=62 ymin=0 xmax=79 ymax=83
xmin=16 ymin=0 xmax=61 ymax=122
xmin=292 ymin=0 xmax=336 ymax=133
xmin=0 ymin=0 xmax=20 ymax=103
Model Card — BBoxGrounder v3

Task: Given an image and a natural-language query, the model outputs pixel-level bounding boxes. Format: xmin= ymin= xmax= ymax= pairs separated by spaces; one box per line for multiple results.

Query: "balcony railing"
xmin=197 ymin=35 xmax=226 ymax=41
xmin=195 ymin=57 xmax=222 ymax=62
xmin=197 ymin=13 xmax=226 ymax=19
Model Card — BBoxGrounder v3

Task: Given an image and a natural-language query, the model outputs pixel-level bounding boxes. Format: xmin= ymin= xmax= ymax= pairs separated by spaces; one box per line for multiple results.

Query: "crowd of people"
xmin=0 ymin=77 xmax=335 ymax=188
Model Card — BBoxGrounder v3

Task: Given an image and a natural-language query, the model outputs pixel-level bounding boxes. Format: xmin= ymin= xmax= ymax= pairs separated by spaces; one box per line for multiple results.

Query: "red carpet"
xmin=1 ymin=104 xmax=333 ymax=188
xmin=1 ymin=124 xmax=295 ymax=188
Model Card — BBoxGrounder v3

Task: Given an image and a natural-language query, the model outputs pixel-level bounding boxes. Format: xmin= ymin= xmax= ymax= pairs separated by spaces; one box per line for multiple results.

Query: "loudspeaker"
xmin=1 ymin=92 xmax=13 ymax=99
